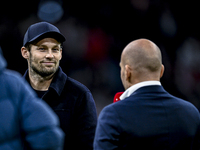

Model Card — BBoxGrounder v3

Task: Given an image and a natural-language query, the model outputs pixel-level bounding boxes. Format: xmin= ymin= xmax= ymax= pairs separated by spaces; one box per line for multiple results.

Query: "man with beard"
xmin=0 ymin=47 xmax=64 ymax=150
xmin=21 ymin=22 xmax=97 ymax=150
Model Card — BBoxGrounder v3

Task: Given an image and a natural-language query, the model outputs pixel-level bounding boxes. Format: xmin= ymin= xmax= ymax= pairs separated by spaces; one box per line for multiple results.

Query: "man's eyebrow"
xmin=52 ymin=45 xmax=61 ymax=48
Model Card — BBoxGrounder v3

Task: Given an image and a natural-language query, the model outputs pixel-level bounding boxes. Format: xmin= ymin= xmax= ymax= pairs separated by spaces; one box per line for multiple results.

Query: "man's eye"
xmin=38 ymin=48 xmax=45 ymax=51
xmin=53 ymin=49 xmax=59 ymax=52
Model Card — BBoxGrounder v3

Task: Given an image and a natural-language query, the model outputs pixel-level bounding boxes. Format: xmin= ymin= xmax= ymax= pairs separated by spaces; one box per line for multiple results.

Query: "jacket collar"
xmin=120 ymin=81 xmax=161 ymax=100
xmin=23 ymin=67 xmax=67 ymax=96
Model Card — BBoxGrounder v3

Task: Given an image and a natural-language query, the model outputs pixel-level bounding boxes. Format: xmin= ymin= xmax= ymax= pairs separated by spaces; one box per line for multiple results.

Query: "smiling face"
xmin=23 ymin=38 xmax=62 ymax=77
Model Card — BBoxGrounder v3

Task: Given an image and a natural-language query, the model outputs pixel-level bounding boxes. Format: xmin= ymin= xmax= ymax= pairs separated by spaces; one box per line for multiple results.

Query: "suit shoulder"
xmin=176 ymin=96 xmax=199 ymax=111
xmin=169 ymin=93 xmax=196 ymax=107
xmin=99 ymin=103 xmax=117 ymax=118
xmin=163 ymin=93 xmax=200 ymax=119
xmin=100 ymin=102 xmax=122 ymax=116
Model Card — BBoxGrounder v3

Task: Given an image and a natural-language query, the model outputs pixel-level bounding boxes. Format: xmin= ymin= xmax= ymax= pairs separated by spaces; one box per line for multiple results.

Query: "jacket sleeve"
xmin=94 ymin=105 xmax=121 ymax=150
xmin=19 ymin=79 xmax=64 ymax=150
xmin=73 ymin=91 xmax=97 ymax=150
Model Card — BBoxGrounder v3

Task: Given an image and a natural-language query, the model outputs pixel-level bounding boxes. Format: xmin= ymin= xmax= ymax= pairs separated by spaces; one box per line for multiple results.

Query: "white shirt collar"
xmin=120 ymin=81 xmax=161 ymax=100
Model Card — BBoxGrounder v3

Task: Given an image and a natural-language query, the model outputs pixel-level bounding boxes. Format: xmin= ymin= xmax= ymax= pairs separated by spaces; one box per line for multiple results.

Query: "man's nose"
xmin=46 ymin=50 xmax=54 ymax=58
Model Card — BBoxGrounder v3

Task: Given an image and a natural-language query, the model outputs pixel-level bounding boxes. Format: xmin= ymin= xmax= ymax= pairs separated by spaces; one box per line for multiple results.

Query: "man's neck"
xmin=29 ymin=70 xmax=54 ymax=91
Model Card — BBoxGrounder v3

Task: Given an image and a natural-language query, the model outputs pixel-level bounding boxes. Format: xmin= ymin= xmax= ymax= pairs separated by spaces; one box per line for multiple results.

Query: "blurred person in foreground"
xmin=0 ymin=47 xmax=64 ymax=149
xmin=94 ymin=39 xmax=200 ymax=150
xmin=21 ymin=21 xmax=97 ymax=150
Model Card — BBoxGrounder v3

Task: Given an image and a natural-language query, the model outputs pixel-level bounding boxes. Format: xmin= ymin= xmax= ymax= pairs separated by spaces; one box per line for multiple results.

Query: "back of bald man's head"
xmin=121 ymin=39 xmax=162 ymax=75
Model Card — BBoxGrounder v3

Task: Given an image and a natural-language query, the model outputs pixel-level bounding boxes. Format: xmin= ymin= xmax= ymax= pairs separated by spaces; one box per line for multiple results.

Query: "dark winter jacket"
xmin=0 ymin=49 xmax=64 ymax=150
xmin=24 ymin=67 xmax=97 ymax=150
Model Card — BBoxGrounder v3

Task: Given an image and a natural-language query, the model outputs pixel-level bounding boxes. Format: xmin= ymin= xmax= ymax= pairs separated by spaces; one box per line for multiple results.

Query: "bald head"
xmin=120 ymin=39 xmax=164 ymax=89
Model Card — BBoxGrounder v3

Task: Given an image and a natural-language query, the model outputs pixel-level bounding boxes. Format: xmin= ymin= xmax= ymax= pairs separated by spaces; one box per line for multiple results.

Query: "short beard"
xmin=29 ymin=52 xmax=59 ymax=78
xmin=31 ymin=64 xmax=58 ymax=77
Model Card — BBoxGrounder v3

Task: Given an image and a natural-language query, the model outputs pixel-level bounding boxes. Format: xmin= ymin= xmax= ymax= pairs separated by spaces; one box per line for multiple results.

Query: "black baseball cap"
xmin=23 ymin=21 xmax=66 ymax=46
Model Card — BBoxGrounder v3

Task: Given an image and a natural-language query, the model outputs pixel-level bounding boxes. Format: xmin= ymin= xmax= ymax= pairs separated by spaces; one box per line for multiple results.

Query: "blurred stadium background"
xmin=1 ymin=0 xmax=200 ymax=115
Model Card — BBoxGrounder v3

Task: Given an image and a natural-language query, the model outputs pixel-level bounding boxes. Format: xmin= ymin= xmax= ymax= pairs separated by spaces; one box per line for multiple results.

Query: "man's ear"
xmin=21 ymin=47 xmax=29 ymax=59
xmin=125 ymin=65 xmax=132 ymax=82
xmin=59 ymin=48 xmax=62 ymax=60
xmin=160 ymin=64 xmax=165 ymax=78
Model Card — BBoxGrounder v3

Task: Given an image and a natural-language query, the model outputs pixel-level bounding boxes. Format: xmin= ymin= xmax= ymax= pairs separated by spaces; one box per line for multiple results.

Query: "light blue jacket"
xmin=0 ymin=48 xmax=64 ymax=149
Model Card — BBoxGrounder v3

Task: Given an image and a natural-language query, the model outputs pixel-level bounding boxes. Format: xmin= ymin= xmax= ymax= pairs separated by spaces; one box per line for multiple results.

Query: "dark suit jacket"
xmin=94 ymin=85 xmax=200 ymax=150
xmin=24 ymin=67 xmax=97 ymax=150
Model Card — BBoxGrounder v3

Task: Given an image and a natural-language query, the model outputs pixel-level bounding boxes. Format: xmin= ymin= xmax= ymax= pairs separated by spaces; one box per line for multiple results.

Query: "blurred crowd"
xmin=1 ymin=0 xmax=200 ymax=115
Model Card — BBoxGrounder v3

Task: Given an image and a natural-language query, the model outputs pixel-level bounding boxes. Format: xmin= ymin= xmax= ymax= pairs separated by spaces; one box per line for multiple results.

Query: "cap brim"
xmin=25 ymin=31 xmax=65 ymax=46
